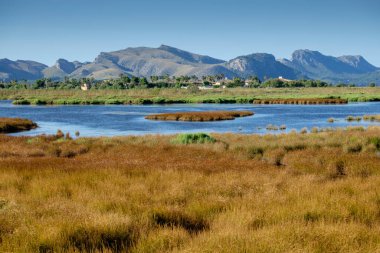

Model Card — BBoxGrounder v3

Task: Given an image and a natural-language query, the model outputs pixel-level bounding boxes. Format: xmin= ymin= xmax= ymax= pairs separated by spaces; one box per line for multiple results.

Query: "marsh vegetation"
xmin=1 ymin=127 xmax=380 ymax=252
xmin=145 ymin=111 xmax=253 ymax=121
xmin=0 ymin=117 xmax=37 ymax=133
xmin=1 ymin=87 xmax=380 ymax=105
xmin=253 ymin=98 xmax=348 ymax=104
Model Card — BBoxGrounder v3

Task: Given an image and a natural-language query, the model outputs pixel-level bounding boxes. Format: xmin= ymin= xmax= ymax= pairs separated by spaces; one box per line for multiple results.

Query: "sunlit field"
xmin=1 ymin=127 xmax=380 ymax=252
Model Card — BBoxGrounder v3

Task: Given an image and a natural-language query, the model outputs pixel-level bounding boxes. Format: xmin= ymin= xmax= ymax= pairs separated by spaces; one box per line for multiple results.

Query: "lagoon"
xmin=1 ymin=100 xmax=379 ymax=137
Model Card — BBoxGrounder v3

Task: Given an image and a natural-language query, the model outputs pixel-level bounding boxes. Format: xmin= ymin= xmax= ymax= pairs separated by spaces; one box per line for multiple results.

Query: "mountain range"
xmin=1 ymin=45 xmax=379 ymax=84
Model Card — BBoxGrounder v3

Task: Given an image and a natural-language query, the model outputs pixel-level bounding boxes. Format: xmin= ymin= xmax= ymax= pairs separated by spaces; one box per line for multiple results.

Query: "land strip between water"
xmin=1 ymin=87 xmax=380 ymax=105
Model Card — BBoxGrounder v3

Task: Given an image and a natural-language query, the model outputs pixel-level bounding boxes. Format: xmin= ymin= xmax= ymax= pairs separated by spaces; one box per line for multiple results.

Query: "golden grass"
xmin=1 ymin=128 xmax=380 ymax=252
xmin=145 ymin=111 xmax=254 ymax=121
xmin=0 ymin=117 xmax=37 ymax=133
xmin=253 ymin=98 xmax=348 ymax=104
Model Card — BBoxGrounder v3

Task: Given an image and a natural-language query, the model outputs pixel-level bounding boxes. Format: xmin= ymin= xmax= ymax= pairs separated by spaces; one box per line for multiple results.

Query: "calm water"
xmin=1 ymin=100 xmax=380 ymax=137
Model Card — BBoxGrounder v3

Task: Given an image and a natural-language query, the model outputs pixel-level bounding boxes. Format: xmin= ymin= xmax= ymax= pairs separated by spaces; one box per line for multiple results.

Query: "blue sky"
xmin=0 ymin=0 xmax=379 ymax=66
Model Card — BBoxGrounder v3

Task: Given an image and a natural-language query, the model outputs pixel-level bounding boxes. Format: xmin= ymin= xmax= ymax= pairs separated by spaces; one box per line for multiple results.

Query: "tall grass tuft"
xmin=172 ymin=133 xmax=216 ymax=144
xmin=152 ymin=210 xmax=209 ymax=234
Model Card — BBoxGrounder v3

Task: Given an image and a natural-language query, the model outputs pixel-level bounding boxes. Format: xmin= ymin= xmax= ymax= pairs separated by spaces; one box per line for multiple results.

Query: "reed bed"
xmin=145 ymin=111 xmax=254 ymax=121
xmin=1 ymin=127 xmax=380 ymax=252
xmin=253 ymin=98 xmax=348 ymax=104
xmin=0 ymin=117 xmax=37 ymax=133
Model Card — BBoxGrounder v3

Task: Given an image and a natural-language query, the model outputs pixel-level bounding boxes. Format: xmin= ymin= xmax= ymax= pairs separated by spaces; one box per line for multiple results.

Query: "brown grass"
xmin=1 ymin=128 xmax=380 ymax=252
xmin=253 ymin=98 xmax=348 ymax=104
xmin=0 ymin=117 xmax=37 ymax=133
xmin=145 ymin=110 xmax=254 ymax=121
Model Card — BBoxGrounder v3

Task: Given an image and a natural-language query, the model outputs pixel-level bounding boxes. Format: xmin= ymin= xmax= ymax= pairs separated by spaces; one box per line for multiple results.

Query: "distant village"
xmin=79 ymin=75 xmax=296 ymax=91
xmin=1 ymin=74 xmax=350 ymax=90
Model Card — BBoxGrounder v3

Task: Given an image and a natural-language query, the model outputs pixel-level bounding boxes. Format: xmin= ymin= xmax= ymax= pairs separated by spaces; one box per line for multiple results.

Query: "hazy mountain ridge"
xmin=43 ymin=59 xmax=89 ymax=80
xmin=0 ymin=58 xmax=47 ymax=81
xmin=1 ymin=46 xmax=379 ymax=84
xmin=226 ymin=53 xmax=303 ymax=80
xmin=280 ymin=49 xmax=379 ymax=83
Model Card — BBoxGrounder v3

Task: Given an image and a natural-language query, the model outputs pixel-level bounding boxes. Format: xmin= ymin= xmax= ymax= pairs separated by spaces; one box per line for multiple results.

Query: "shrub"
xmin=65 ymin=132 xmax=72 ymax=140
xmin=172 ymin=133 xmax=216 ymax=144
xmin=369 ymin=137 xmax=380 ymax=151
xmin=56 ymin=129 xmax=64 ymax=139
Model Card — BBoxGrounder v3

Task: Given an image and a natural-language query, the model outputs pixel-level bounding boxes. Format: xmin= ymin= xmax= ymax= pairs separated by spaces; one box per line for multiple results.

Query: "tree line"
xmin=0 ymin=74 xmax=377 ymax=90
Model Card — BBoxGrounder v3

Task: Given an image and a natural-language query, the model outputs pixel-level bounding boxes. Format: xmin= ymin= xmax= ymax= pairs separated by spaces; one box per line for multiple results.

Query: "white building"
xmin=81 ymin=83 xmax=91 ymax=91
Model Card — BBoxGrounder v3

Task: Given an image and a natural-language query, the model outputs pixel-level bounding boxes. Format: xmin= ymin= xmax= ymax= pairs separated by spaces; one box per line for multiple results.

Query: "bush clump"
xmin=172 ymin=133 xmax=216 ymax=144
xmin=369 ymin=137 xmax=380 ymax=151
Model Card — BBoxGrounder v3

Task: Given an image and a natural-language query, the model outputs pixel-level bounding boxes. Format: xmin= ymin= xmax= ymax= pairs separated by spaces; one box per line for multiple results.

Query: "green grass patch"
xmin=172 ymin=133 xmax=216 ymax=144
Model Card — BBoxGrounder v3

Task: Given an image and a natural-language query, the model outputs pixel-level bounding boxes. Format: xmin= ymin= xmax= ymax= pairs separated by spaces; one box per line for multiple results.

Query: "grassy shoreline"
xmin=1 ymin=128 xmax=380 ymax=252
xmin=1 ymin=87 xmax=380 ymax=105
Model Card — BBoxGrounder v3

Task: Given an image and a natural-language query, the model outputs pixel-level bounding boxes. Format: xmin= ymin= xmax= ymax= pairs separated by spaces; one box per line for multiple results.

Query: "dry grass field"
xmin=1 ymin=127 xmax=380 ymax=252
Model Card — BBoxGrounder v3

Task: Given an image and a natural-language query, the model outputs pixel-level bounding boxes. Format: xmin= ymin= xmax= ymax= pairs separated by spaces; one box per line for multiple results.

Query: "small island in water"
xmin=0 ymin=117 xmax=37 ymax=133
xmin=145 ymin=110 xmax=254 ymax=121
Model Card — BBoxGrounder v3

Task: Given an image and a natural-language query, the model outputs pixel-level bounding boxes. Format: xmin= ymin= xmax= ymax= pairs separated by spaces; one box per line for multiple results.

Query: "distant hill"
xmin=0 ymin=46 xmax=379 ymax=84
xmin=43 ymin=59 xmax=88 ymax=80
xmin=70 ymin=45 xmax=232 ymax=79
xmin=280 ymin=49 xmax=380 ymax=84
xmin=0 ymin=58 xmax=47 ymax=81
xmin=225 ymin=53 xmax=303 ymax=80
